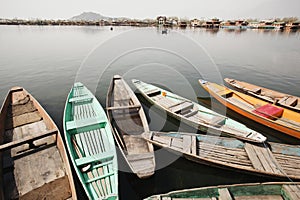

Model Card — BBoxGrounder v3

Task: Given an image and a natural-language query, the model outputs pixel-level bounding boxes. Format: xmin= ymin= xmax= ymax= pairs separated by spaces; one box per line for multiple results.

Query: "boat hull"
xmin=132 ymin=79 xmax=266 ymax=143
xmin=200 ymin=80 xmax=300 ymax=139
xmin=0 ymin=87 xmax=77 ymax=199
xmin=63 ymin=82 xmax=118 ymax=199
xmin=106 ymin=75 xmax=155 ymax=179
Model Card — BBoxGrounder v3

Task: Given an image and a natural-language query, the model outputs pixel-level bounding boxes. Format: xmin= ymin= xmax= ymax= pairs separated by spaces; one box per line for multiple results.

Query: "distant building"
xmin=273 ymin=21 xmax=286 ymax=29
xmin=157 ymin=16 xmax=167 ymax=25
xmin=190 ymin=19 xmax=202 ymax=27
xmin=203 ymin=18 xmax=220 ymax=28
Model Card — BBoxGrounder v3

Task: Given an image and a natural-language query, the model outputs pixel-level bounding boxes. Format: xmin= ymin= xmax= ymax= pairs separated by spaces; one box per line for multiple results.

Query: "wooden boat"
xmin=0 ymin=87 xmax=77 ymax=199
xmin=225 ymin=78 xmax=300 ymax=112
xmin=106 ymin=75 xmax=155 ymax=178
xmin=132 ymin=79 xmax=266 ymax=143
xmin=63 ymin=82 xmax=118 ymax=199
xmin=148 ymin=131 xmax=300 ymax=180
xmin=145 ymin=182 xmax=300 ymax=200
xmin=199 ymin=79 xmax=300 ymax=139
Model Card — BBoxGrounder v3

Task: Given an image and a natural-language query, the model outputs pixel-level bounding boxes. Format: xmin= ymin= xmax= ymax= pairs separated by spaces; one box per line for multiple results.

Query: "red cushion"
xmin=253 ymin=104 xmax=284 ymax=119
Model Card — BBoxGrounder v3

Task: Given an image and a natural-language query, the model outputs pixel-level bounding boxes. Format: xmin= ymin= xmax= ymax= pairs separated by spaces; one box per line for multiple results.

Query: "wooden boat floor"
xmin=72 ymin=100 xmax=115 ymax=197
xmin=152 ymin=95 xmax=224 ymax=126
xmin=152 ymin=95 xmax=183 ymax=109
xmin=227 ymin=96 xmax=255 ymax=110
xmin=3 ymin=120 xmax=69 ymax=199
xmin=152 ymin=133 xmax=300 ymax=178
xmin=124 ymin=135 xmax=149 ymax=154
xmin=112 ymin=113 xmax=144 ymax=135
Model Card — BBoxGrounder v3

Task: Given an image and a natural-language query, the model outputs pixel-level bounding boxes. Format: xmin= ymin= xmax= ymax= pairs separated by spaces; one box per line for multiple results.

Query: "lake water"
xmin=0 ymin=25 xmax=300 ymax=199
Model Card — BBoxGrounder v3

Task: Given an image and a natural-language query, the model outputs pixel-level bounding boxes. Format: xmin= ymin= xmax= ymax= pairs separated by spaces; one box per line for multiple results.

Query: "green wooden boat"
xmin=63 ymin=82 xmax=118 ymax=200
xmin=132 ymin=79 xmax=266 ymax=143
xmin=145 ymin=182 xmax=300 ymax=200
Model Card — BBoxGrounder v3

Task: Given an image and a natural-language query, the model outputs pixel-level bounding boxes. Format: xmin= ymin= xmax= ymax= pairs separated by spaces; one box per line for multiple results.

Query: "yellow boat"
xmin=199 ymin=80 xmax=300 ymax=139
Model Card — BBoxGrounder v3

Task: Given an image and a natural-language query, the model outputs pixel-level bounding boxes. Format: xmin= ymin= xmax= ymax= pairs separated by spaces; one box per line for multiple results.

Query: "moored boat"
xmin=148 ymin=131 xmax=300 ymax=180
xmin=107 ymin=75 xmax=155 ymax=178
xmin=199 ymin=79 xmax=300 ymax=139
xmin=132 ymin=79 xmax=266 ymax=143
xmin=0 ymin=87 xmax=77 ymax=199
xmin=145 ymin=182 xmax=300 ymax=200
xmin=63 ymin=82 xmax=118 ymax=200
xmin=225 ymin=78 xmax=300 ymax=112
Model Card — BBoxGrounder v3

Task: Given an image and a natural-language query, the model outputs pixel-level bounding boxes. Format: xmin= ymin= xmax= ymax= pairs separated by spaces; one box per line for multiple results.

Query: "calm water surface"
xmin=0 ymin=25 xmax=300 ymax=199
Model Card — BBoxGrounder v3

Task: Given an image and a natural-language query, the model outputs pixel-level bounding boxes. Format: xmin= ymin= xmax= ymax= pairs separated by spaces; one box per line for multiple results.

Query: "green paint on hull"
xmin=63 ymin=82 xmax=118 ymax=200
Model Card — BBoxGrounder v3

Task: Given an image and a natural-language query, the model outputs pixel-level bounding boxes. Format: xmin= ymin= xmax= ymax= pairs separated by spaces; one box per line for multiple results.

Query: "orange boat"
xmin=224 ymin=78 xmax=300 ymax=112
xmin=199 ymin=80 xmax=300 ymax=139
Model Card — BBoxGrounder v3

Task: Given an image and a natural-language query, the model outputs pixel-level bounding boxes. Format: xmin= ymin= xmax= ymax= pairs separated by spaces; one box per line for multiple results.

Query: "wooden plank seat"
xmin=278 ymin=96 xmax=298 ymax=106
xmin=85 ymin=172 xmax=115 ymax=184
xmin=209 ymin=116 xmax=226 ymax=126
xmin=218 ymin=188 xmax=232 ymax=200
xmin=145 ymin=89 xmax=161 ymax=97
xmin=0 ymin=128 xmax=58 ymax=152
xmin=66 ymin=118 xmax=107 ymax=132
xmin=69 ymin=94 xmax=93 ymax=103
xmin=183 ymin=109 xmax=198 ymax=118
xmin=75 ymin=150 xmax=115 ymax=166
xmin=250 ymin=87 xmax=262 ymax=94
xmin=106 ymin=105 xmax=141 ymax=111
xmin=127 ymin=152 xmax=154 ymax=162
xmin=169 ymin=101 xmax=194 ymax=113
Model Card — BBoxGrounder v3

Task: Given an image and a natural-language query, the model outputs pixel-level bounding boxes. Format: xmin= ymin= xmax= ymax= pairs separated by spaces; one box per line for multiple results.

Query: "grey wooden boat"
xmin=106 ymin=75 xmax=155 ymax=178
xmin=0 ymin=87 xmax=77 ymax=199
xmin=132 ymin=79 xmax=266 ymax=143
xmin=148 ymin=131 xmax=300 ymax=180
xmin=145 ymin=182 xmax=300 ymax=200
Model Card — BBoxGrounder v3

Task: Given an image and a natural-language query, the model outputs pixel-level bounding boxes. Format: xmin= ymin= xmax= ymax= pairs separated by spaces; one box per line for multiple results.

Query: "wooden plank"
xmin=0 ymin=129 xmax=57 ymax=151
xmin=252 ymin=145 xmax=282 ymax=174
xmin=171 ymin=138 xmax=183 ymax=149
xmin=182 ymin=135 xmax=192 ymax=153
xmin=218 ymin=188 xmax=232 ymax=200
xmin=6 ymin=111 xmax=42 ymax=130
xmin=283 ymin=185 xmax=300 ymax=199
xmin=244 ymin=143 xmax=264 ymax=171
xmin=199 ymin=150 xmax=252 ymax=166
xmin=169 ymin=101 xmax=193 ymax=113
xmin=198 ymin=143 xmax=249 ymax=157
xmin=273 ymin=153 xmax=300 ymax=162
xmin=106 ymin=105 xmax=141 ymax=110
xmin=191 ymin=136 xmax=197 ymax=155
xmin=264 ymin=148 xmax=284 ymax=175
xmin=69 ymin=95 xmax=93 ymax=103
xmin=9 ymin=100 xmax=37 ymax=117
xmin=13 ymin=146 xmax=66 ymax=198
xmin=153 ymin=135 xmax=172 ymax=146
xmin=127 ymin=152 xmax=154 ymax=161
xmin=234 ymin=195 xmax=283 ymax=200
xmin=66 ymin=118 xmax=106 ymax=131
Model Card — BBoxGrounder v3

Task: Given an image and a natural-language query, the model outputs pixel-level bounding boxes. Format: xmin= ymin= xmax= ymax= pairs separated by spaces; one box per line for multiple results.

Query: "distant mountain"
xmin=70 ymin=12 xmax=112 ymax=21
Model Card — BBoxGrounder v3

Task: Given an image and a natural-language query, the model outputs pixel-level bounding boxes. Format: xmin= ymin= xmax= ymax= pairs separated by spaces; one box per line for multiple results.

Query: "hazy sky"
xmin=0 ymin=0 xmax=299 ymax=20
